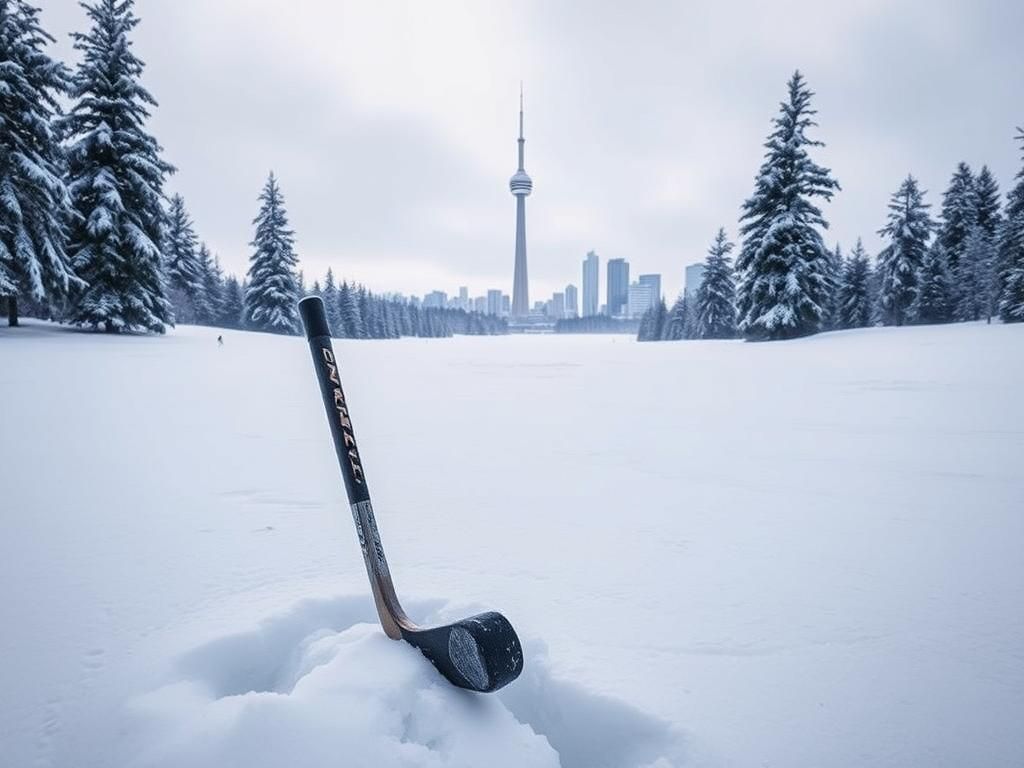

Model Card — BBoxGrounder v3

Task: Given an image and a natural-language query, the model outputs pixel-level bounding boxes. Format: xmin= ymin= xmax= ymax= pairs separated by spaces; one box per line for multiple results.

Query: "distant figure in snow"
xmin=217 ymin=335 xmax=223 ymax=346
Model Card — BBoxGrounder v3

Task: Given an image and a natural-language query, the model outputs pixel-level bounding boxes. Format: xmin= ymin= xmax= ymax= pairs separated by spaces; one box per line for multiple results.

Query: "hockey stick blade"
xmin=298 ymin=296 xmax=523 ymax=693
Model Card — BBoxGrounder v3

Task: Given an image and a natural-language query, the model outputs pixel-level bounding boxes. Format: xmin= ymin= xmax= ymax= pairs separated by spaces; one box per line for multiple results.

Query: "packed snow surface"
xmin=1 ymin=320 xmax=1022 ymax=767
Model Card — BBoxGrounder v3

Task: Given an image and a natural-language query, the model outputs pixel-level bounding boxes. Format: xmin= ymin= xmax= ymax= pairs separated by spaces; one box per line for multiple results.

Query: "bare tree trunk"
xmin=7 ymin=296 xmax=18 ymax=327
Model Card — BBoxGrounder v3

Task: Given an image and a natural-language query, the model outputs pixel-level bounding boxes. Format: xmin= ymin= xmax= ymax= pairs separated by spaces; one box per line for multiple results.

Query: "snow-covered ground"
xmin=1 ymin=320 xmax=1022 ymax=767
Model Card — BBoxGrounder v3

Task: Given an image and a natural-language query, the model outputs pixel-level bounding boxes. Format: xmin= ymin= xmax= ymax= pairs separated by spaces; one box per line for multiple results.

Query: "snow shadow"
xmin=129 ymin=596 xmax=685 ymax=768
xmin=500 ymin=639 xmax=684 ymax=768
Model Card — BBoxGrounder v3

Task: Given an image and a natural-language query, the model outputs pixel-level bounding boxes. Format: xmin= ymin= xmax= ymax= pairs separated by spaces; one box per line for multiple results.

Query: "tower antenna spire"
xmin=519 ymin=81 xmax=524 ymax=140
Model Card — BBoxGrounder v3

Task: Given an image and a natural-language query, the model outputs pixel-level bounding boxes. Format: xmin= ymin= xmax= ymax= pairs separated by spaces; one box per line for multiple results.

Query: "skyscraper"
xmin=565 ymin=284 xmax=578 ymax=318
xmin=550 ymin=292 xmax=565 ymax=319
xmin=582 ymin=251 xmax=599 ymax=316
xmin=628 ymin=274 xmax=661 ymax=318
xmin=627 ymin=281 xmax=653 ymax=318
xmin=487 ymin=289 xmax=503 ymax=316
xmin=509 ymin=85 xmax=533 ymax=317
xmin=607 ymin=258 xmax=629 ymax=317
xmin=639 ymin=273 xmax=661 ymax=304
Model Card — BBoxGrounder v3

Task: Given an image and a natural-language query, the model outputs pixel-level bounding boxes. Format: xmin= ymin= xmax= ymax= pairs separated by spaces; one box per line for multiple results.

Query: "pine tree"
xmin=937 ymin=162 xmax=977 ymax=315
xmin=957 ymin=224 xmax=996 ymax=322
xmin=913 ymin=241 xmax=952 ymax=325
xmin=62 ymin=0 xmax=174 ymax=333
xmin=321 ymin=268 xmax=340 ymax=335
xmin=163 ymin=194 xmax=203 ymax=323
xmin=974 ymin=165 xmax=1002 ymax=239
xmin=195 ymin=244 xmax=222 ymax=325
xmin=867 ymin=257 xmax=885 ymax=326
xmin=636 ymin=306 xmax=652 ymax=341
xmin=736 ymin=72 xmax=839 ymax=341
xmin=338 ymin=281 xmax=363 ymax=338
xmin=0 ymin=0 xmax=78 ymax=326
xmin=243 ymin=172 xmax=299 ymax=334
xmin=220 ymin=274 xmax=243 ymax=328
xmin=358 ymin=287 xmax=372 ymax=337
xmin=823 ymin=244 xmax=844 ymax=330
xmin=398 ymin=302 xmax=412 ymax=336
xmin=962 ymin=165 xmax=1002 ymax=323
xmin=662 ymin=294 xmax=689 ymax=340
xmin=999 ymin=128 xmax=1024 ymax=322
xmin=636 ymin=299 xmax=667 ymax=341
xmin=695 ymin=228 xmax=737 ymax=339
xmin=876 ymin=175 xmax=933 ymax=326
xmin=836 ymin=239 xmax=873 ymax=329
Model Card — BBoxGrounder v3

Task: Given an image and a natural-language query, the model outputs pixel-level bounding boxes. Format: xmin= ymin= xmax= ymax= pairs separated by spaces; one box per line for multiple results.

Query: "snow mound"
xmin=124 ymin=596 xmax=684 ymax=768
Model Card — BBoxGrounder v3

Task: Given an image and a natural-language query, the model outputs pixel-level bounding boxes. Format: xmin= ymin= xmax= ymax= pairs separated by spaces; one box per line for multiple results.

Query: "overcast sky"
xmin=37 ymin=0 xmax=1024 ymax=301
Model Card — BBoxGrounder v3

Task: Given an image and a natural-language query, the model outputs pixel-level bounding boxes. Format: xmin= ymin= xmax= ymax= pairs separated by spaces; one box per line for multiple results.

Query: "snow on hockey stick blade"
xmin=298 ymin=296 xmax=523 ymax=693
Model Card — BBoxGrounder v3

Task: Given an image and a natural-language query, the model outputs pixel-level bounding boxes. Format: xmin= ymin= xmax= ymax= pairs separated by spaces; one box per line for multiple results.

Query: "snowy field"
xmin=1 ymin=320 xmax=1022 ymax=768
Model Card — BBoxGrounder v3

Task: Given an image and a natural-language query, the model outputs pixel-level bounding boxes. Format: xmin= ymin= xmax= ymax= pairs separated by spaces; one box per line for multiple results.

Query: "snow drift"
xmin=124 ymin=596 xmax=683 ymax=768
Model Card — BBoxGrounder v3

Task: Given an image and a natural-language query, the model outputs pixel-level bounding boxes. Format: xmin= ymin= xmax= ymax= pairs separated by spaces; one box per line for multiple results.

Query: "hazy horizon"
xmin=37 ymin=0 xmax=1024 ymax=301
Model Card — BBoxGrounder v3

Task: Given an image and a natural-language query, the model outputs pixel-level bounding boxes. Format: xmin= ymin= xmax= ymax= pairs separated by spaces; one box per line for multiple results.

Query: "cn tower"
xmin=509 ymin=84 xmax=532 ymax=317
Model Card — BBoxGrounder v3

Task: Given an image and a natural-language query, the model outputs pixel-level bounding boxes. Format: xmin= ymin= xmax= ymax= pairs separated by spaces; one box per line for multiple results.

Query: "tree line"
xmin=639 ymin=72 xmax=1024 ymax=341
xmin=0 ymin=0 xmax=504 ymax=339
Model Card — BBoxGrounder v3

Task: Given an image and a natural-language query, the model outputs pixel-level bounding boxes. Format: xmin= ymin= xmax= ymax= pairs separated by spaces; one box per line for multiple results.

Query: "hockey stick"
xmin=298 ymin=296 xmax=523 ymax=693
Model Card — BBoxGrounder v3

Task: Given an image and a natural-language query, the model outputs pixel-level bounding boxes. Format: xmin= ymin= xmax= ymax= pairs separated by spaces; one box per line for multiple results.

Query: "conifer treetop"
xmin=62 ymin=0 xmax=174 ymax=332
xmin=736 ymin=70 xmax=839 ymax=340
xmin=244 ymin=171 xmax=300 ymax=334
xmin=0 ymin=0 xmax=79 ymax=306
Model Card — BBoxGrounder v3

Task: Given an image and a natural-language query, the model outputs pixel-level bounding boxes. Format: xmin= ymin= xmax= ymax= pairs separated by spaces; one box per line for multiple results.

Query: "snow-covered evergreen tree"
xmin=62 ymin=0 xmax=174 ymax=333
xmin=937 ymin=162 xmax=977 ymax=314
xmin=954 ymin=165 xmax=1001 ymax=322
xmin=736 ymin=71 xmax=839 ymax=341
xmin=974 ymin=165 xmax=1002 ymax=239
xmin=836 ymin=238 xmax=872 ymax=329
xmin=957 ymin=224 xmax=996 ymax=322
xmin=913 ymin=241 xmax=953 ymax=325
xmin=163 ymin=194 xmax=203 ymax=323
xmin=637 ymin=305 xmax=653 ymax=341
xmin=876 ymin=175 xmax=933 ymax=326
xmin=999 ymin=127 xmax=1024 ymax=323
xmin=220 ymin=275 xmax=243 ymax=328
xmin=195 ymin=243 xmax=222 ymax=325
xmin=826 ymin=244 xmax=845 ymax=330
xmin=338 ymin=281 xmax=363 ymax=338
xmin=695 ymin=228 xmax=737 ymax=339
xmin=243 ymin=172 xmax=299 ymax=334
xmin=662 ymin=294 xmax=689 ymax=340
xmin=321 ymin=268 xmax=340 ymax=335
xmin=0 ymin=0 xmax=79 ymax=326
xmin=636 ymin=299 xmax=667 ymax=342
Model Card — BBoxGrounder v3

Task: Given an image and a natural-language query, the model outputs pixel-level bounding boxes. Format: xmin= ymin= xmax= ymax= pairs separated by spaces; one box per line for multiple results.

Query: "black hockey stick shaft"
xmin=298 ymin=296 xmax=409 ymax=639
xmin=298 ymin=297 xmax=370 ymax=505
